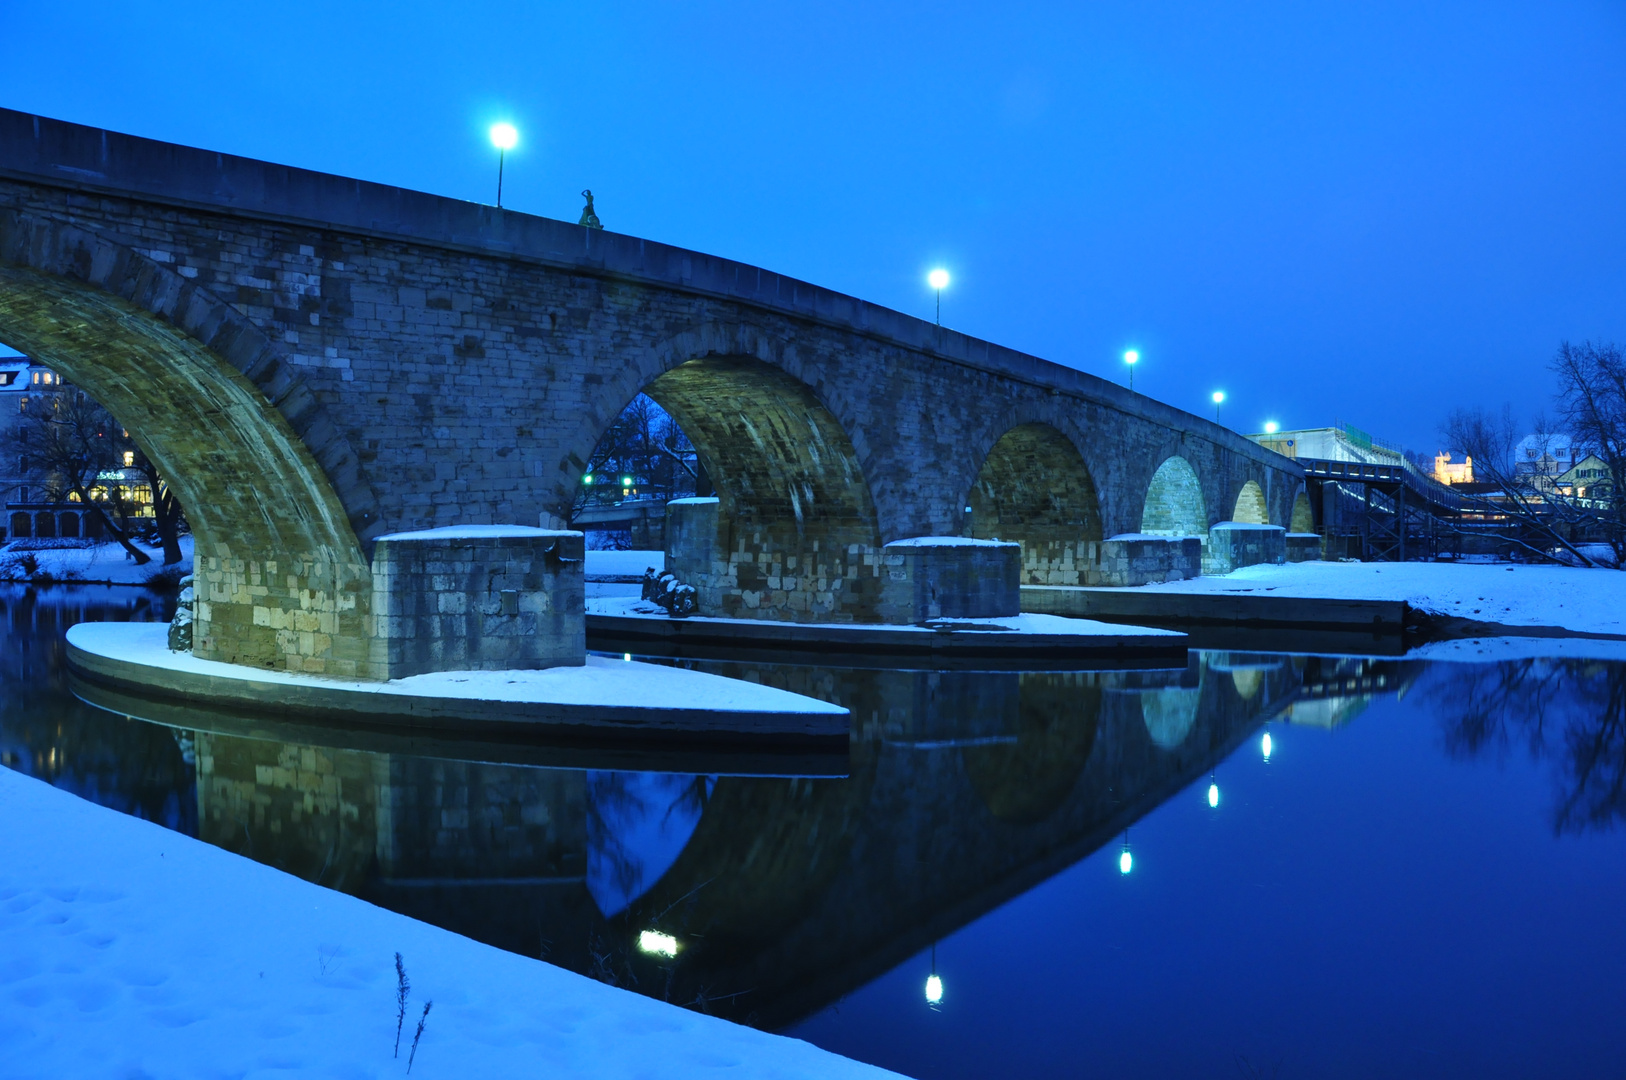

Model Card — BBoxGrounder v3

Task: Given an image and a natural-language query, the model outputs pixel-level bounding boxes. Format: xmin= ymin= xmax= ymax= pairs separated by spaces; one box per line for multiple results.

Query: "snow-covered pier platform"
xmin=1023 ymin=560 xmax=1626 ymax=651
xmin=66 ymin=623 xmax=850 ymax=752
xmin=586 ymin=597 xmax=1188 ymax=667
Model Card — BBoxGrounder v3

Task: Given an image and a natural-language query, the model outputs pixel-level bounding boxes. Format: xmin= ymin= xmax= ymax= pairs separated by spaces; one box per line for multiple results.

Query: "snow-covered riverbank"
xmin=1125 ymin=560 xmax=1626 ymax=637
xmin=0 ymin=766 xmax=900 ymax=1079
xmin=0 ymin=536 xmax=191 ymax=585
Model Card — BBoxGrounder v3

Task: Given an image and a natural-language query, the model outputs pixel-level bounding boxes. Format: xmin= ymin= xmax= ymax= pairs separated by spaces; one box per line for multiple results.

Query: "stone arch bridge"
xmin=0 ymin=109 xmax=1305 ymax=679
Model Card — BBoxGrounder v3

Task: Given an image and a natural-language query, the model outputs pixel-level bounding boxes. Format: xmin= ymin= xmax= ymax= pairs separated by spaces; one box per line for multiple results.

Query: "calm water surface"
xmin=4 ymin=585 xmax=1624 ymax=1078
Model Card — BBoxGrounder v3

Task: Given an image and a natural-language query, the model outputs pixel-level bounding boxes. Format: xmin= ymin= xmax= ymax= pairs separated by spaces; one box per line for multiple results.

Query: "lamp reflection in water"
xmin=1118 ymin=831 xmax=1133 ymax=875
xmin=1262 ymin=730 xmax=1274 ymax=761
xmin=638 ymin=930 xmax=679 ymax=958
xmin=925 ymin=942 xmax=944 ymax=1010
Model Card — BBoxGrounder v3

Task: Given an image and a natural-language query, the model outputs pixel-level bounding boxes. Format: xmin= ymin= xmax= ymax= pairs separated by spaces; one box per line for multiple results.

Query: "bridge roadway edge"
xmin=0 ymin=107 xmax=1298 ymax=478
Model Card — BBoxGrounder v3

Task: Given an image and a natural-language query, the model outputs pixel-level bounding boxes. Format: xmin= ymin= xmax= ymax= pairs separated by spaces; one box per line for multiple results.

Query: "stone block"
xmin=1091 ymin=534 xmax=1204 ymax=586
xmin=1285 ymin=533 xmax=1322 ymax=563
xmin=877 ymin=537 xmax=1019 ymax=623
xmin=369 ymin=526 xmax=584 ymax=680
xmin=664 ymin=496 xmax=718 ymax=582
xmin=1205 ymin=523 xmax=1287 ymax=575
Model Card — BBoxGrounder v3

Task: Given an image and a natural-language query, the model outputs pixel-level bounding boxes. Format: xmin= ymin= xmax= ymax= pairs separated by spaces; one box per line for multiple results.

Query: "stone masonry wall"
xmin=370 ymin=529 xmax=585 ymax=679
xmin=0 ymin=112 xmax=1306 ymax=644
xmin=876 ymin=539 xmax=1020 ymax=622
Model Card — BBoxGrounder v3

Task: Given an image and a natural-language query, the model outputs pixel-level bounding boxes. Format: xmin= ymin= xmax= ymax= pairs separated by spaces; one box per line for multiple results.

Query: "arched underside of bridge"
xmin=969 ymin=423 xmax=1103 ymax=586
xmin=1233 ymin=480 xmax=1270 ymax=525
xmin=1290 ymin=490 xmax=1314 ymax=533
xmin=642 ymin=356 xmax=884 ymax=622
xmin=1141 ymin=455 xmax=1208 ymax=537
xmin=0 ymin=261 xmax=374 ymax=676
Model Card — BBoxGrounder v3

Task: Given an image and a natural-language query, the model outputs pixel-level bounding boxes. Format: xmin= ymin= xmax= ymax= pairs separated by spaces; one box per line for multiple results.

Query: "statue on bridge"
xmin=579 ymin=190 xmax=602 ymax=230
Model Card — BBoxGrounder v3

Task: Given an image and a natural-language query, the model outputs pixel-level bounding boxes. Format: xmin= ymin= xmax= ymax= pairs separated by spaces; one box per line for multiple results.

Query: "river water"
xmin=4 ymin=585 xmax=1624 ymax=1078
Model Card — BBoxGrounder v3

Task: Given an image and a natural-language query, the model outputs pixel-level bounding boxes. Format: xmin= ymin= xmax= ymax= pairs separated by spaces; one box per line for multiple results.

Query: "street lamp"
xmin=490 ymin=123 xmax=518 ymax=208
xmin=1263 ymin=420 xmax=1279 ymax=435
xmin=1207 ymin=772 xmax=1220 ymax=808
xmin=1124 ymin=349 xmax=1139 ymax=392
xmin=1262 ymin=730 xmax=1273 ymax=761
xmin=1211 ymin=390 xmax=1225 ymax=422
xmin=1118 ymin=831 xmax=1133 ymax=874
xmin=928 ymin=269 xmax=950 ymax=326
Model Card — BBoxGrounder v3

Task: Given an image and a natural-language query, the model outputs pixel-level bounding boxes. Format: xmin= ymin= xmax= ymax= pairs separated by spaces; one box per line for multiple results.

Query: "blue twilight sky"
xmin=3 ymin=1 xmax=1625 ymax=452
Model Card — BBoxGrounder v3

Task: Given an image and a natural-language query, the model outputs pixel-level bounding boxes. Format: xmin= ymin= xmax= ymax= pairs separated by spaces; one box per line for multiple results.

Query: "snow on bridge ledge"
xmin=883 ymin=535 xmax=1020 ymax=548
xmin=373 ymin=524 xmax=584 ymax=541
xmin=0 ymin=766 xmax=902 ymax=1078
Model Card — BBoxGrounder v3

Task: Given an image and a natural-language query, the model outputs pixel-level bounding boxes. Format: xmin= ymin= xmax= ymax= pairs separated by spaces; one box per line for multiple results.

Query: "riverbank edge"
xmin=0 ymin=766 xmax=903 ymax=1078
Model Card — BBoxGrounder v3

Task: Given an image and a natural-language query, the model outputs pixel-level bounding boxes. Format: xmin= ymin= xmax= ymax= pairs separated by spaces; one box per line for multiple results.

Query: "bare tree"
xmin=8 ymin=393 xmax=154 ymax=565
xmin=573 ymin=394 xmax=708 ymax=519
xmin=1441 ymin=341 xmax=1626 ymax=567
xmin=1440 ymin=403 xmax=1599 ymax=565
xmin=1551 ymin=340 xmax=1626 ymax=565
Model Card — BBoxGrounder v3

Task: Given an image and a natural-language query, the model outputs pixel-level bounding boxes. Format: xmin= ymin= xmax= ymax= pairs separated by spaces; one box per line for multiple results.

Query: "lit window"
xmin=122 ymin=451 xmax=134 ymax=467
xmin=31 ymin=372 xmax=38 ymax=385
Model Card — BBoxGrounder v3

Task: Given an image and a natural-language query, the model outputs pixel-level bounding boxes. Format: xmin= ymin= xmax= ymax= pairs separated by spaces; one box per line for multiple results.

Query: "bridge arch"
xmin=1289 ymin=488 xmax=1315 ymax=533
xmin=0 ymin=212 xmax=378 ymax=675
xmin=967 ymin=423 xmax=1103 ymax=585
xmin=1140 ymin=455 xmax=1208 ymax=536
xmin=577 ymin=343 xmax=883 ymax=621
xmin=1232 ymin=480 xmax=1269 ymax=524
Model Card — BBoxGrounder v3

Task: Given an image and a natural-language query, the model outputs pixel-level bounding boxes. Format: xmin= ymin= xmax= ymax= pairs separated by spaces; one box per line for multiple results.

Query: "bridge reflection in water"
xmin=178 ymin=653 xmax=1414 ymax=1029
xmin=0 ymin=587 xmax=1419 ymax=1031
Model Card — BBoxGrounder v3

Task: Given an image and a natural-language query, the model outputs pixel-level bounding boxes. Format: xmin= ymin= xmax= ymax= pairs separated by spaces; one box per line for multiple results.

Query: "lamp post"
xmin=490 ymin=123 xmax=518 ymax=208
xmin=1212 ymin=390 xmax=1225 ymax=423
xmin=928 ymin=269 xmax=949 ymax=326
xmin=1123 ymin=349 xmax=1139 ymax=392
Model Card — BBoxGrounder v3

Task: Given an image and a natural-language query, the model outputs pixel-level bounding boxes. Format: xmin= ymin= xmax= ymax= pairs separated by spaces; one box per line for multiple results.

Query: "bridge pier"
xmin=1203 ymin=524 xmax=1287 ymax=574
xmin=369 ymin=527 xmax=585 ymax=680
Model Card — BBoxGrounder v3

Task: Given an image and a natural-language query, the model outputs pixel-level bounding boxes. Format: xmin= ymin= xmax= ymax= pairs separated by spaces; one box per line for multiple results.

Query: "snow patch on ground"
xmin=68 ymin=622 xmax=848 ymax=715
xmin=1405 ymin=636 xmax=1626 ymax=663
xmin=588 ymin=597 xmax=1180 ymax=637
xmin=0 ymin=766 xmax=900 ymax=1079
xmin=0 ymin=536 xmax=191 ymax=585
xmin=1121 ymin=560 xmax=1626 ymax=636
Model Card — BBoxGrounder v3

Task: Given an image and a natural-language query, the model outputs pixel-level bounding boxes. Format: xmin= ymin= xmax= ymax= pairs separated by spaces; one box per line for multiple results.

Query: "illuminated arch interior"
xmin=969 ymin=423 xmax=1103 ymax=584
xmin=1233 ymin=480 xmax=1269 ymax=525
xmin=1140 ymin=455 xmax=1208 ymax=536
xmin=0 ymin=263 xmax=371 ymax=673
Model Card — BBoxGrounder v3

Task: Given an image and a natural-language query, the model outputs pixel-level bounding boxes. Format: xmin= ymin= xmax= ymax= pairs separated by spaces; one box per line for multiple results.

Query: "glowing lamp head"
xmin=1123 ymin=349 xmax=1139 ymax=365
xmin=1263 ymin=421 xmax=1279 ymax=435
xmin=1262 ymin=731 xmax=1273 ymax=760
xmin=924 ymin=974 xmax=944 ymax=1005
xmin=489 ymin=123 xmax=518 ymax=151
xmin=638 ymin=930 xmax=678 ymax=957
xmin=1118 ymin=848 xmax=1133 ymax=875
xmin=621 ymin=476 xmax=633 ymax=487
xmin=928 ymin=269 xmax=950 ymax=290
xmin=1212 ymin=391 xmax=1226 ymax=405
xmin=582 ymin=473 xmax=593 ymax=485
xmin=1207 ymin=782 xmax=1220 ymax=808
